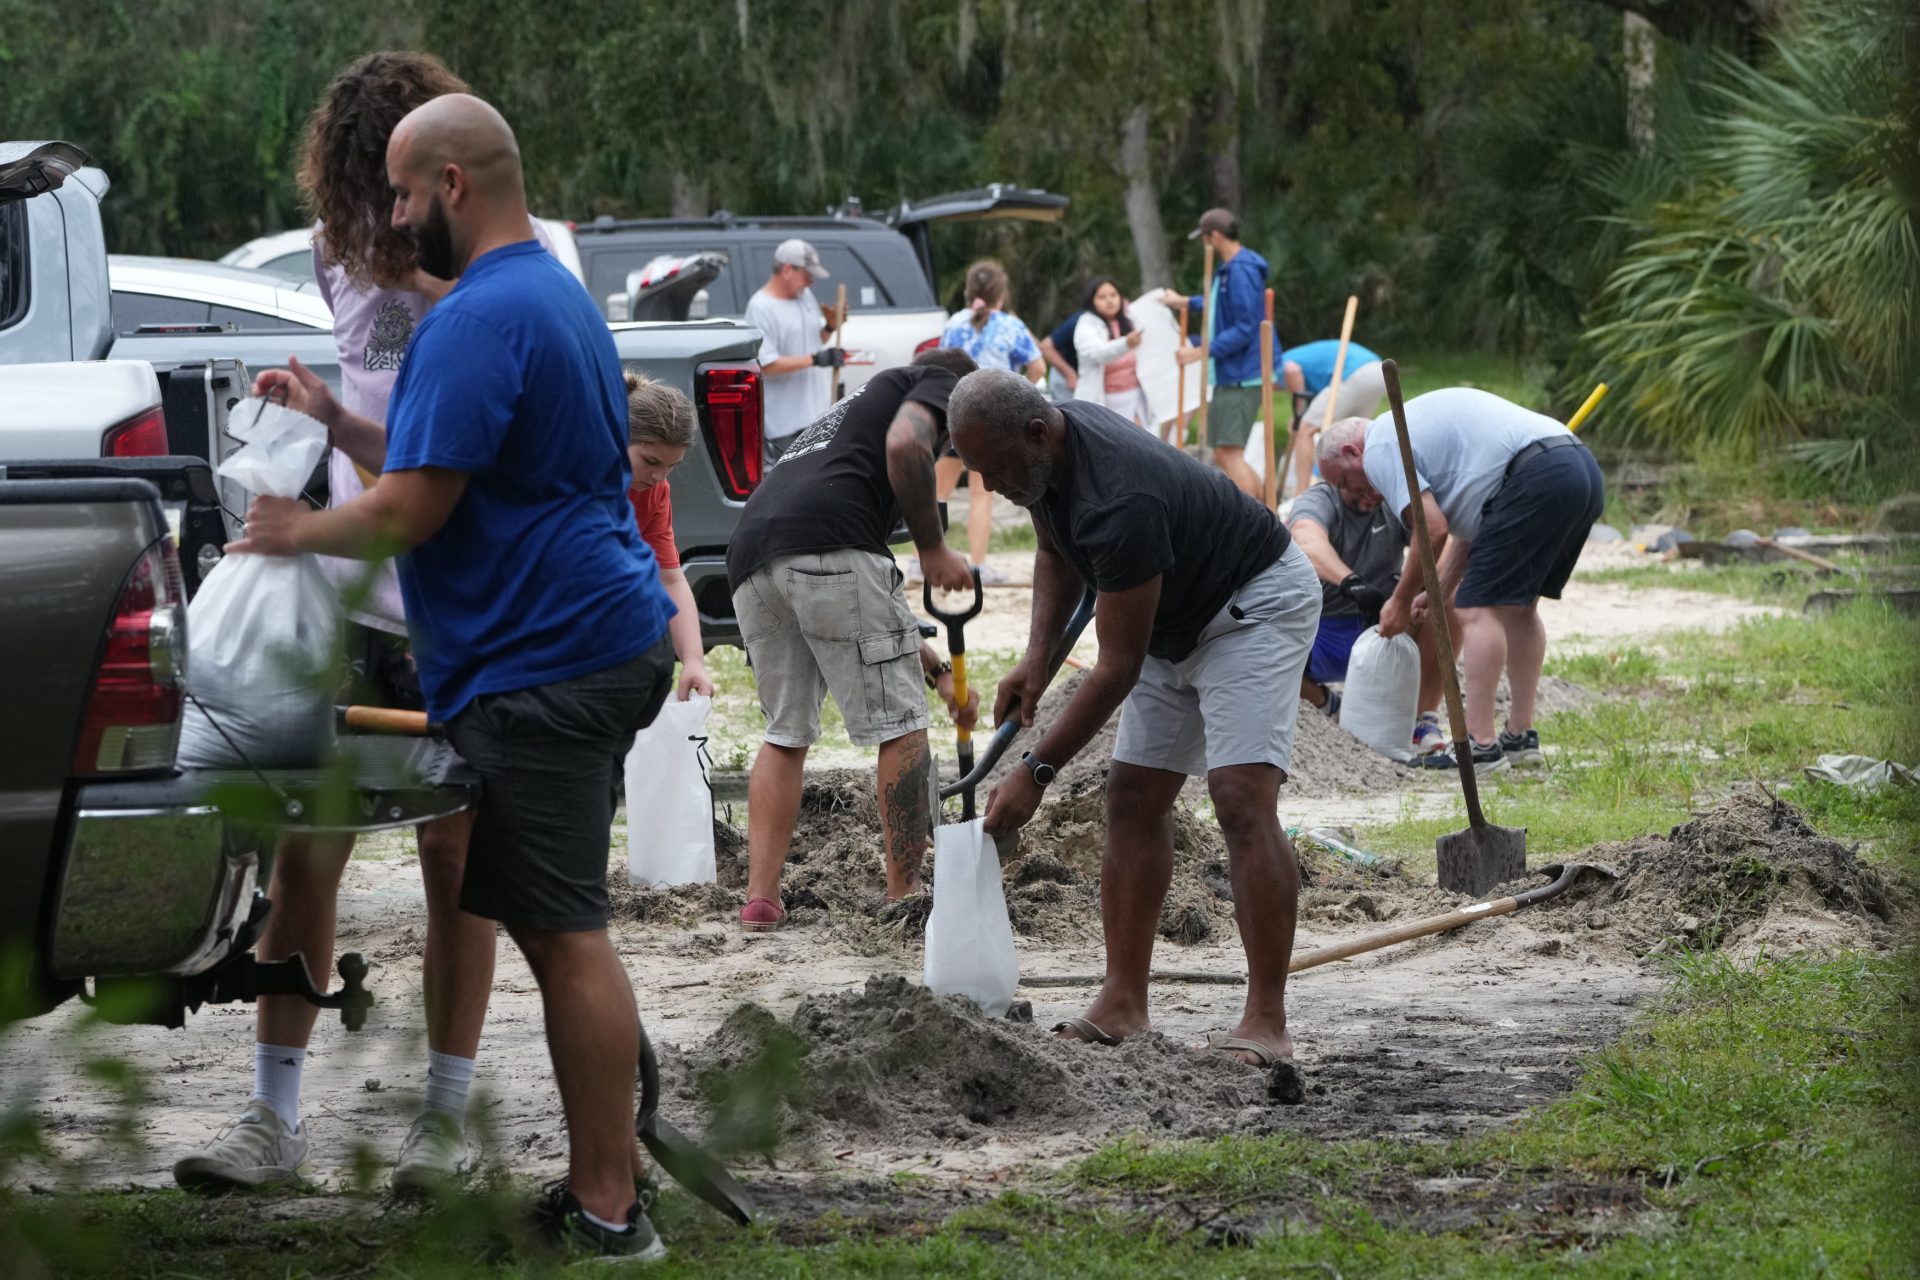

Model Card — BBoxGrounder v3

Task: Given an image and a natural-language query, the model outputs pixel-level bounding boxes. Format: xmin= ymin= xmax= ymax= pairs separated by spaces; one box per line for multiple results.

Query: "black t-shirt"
xmin=726 ymin=365 xmax=956 ymax=590
xmin=1034 ymin=401 xmax=1292 ymax=661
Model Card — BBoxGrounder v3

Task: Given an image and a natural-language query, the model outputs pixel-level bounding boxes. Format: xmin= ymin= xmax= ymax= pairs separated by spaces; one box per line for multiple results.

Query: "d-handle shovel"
xmin=1380 ymin=359 xmax=1528 ymax=896
xmin=924 ymin=569 xmax=985 ymax=819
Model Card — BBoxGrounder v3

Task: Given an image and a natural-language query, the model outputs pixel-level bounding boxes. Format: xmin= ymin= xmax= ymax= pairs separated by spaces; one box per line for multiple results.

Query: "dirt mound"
xmin=1542 ymin=791 xmax=1910 ymax=957
xmin=987 ymin=670 xmax=1413 ymax=797
xmin=691 ymin=974 xmax=1272 ymax=1150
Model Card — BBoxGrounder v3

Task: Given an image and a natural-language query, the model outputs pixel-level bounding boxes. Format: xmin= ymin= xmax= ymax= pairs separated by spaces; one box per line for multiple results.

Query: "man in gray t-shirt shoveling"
xmin=1317 ymin=388 xmax=1605 ymax=775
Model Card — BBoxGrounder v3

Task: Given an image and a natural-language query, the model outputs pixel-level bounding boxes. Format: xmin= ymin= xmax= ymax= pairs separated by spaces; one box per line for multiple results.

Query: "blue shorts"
xmin=1305 ymin=614 xmax=1368 ymax=686
xmin=1458 ymin=444 xmax=1606 ymax=608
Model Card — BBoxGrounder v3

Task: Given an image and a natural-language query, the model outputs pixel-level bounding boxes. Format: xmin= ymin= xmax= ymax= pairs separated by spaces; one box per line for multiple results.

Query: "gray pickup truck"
xmin=1 ymin=140 xmax=763 ymax=646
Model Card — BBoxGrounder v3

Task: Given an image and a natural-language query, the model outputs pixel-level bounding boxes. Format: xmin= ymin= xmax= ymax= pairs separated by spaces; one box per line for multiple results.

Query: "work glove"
xmin=1339 ymin=574 xmax=1388 ymax=626
xmin=811 ymin=347 xmax=847 ymax=368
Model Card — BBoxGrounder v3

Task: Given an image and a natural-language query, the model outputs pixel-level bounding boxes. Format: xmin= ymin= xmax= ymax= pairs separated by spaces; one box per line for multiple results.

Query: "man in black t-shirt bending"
xmin=950 ymin=369 xmax=1322 ymax=1097
xmin=725 ymin=350 xmax=980 ymax=931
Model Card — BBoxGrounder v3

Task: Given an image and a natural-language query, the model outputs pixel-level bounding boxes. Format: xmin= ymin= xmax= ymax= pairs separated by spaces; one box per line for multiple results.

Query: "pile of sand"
xmin=689 ymin=974 xmax=1276 ymax=1152
xmin=1529 ymin=791 xmax=1910 ymax=957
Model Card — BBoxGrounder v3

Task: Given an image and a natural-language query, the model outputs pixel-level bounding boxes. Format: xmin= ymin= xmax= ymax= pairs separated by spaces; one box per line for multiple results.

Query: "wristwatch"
xmin=924 ymin=660 xmax=952 ymax=691
xmin=1021 ymin=751 xmax=1056 ymax=788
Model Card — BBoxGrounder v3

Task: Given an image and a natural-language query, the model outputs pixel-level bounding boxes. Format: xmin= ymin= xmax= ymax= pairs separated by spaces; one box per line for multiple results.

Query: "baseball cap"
xmin=773 ymin=238 xmax=829 ymax=280
xmin=1187 ymin=208 xmax=1239 ymax=241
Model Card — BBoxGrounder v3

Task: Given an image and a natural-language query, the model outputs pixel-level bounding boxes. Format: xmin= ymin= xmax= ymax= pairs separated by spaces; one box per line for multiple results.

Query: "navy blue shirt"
xmin=1047 ymin=312 xmax=1083 ymax=371
xmin=384 ymin=240 xmax=673 ymax=720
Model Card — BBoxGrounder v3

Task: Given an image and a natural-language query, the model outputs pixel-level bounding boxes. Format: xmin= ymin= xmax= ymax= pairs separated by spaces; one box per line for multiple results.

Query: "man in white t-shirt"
xmin=744 ymin=238 xmax=845 ymax=462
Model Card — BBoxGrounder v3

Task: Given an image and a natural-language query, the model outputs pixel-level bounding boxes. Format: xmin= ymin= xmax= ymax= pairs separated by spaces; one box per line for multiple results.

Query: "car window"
xmin=583 ymin=240 xmax=739 ymax=320
xmin=745 ymin=235 xmax=936 ymax=312
xmin=262 ymin=250 xmax=315 ymax=283
xmin=208 ymin=304 xmax=298 ymax=331
xmin=0 ymin=202 xmax=24 ymax=331
xmin=114 ymin=290 xmax=210 ymax=335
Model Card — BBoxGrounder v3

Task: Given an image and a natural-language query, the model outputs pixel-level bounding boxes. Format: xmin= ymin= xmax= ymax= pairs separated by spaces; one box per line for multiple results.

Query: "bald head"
xmin=390 ymin=93 xmax=523 ymax=197
xmin=386 ymin=93 xmax=531 ymax=280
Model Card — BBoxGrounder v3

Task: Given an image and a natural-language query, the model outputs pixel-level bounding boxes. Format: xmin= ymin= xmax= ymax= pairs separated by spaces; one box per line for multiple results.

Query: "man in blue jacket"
xmin=1161 ymin=208 xmax=1284 ymax=501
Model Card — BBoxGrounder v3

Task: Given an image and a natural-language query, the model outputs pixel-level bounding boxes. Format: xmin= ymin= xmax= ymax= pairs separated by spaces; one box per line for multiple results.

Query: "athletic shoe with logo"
xmin=536 ymin=1179 xmax=667 ymax=1265
xmin=1411 ymin=714 xmax=1446 ymax=759
xmin=392 ymin=1109 xmax=468 ymax=1192
xmin=1500 ymin=726 xmax=1544 ymax=767
xmin=1426 ymin=739 xmax=1512 ymax=778
xmin=172 ymin=1100 xmax=308 ymax=1191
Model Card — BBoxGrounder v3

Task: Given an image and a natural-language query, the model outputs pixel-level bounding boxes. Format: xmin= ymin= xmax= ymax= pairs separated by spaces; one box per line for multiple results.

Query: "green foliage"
xmin=1578 ymin=0 xmax=1920 ymax=459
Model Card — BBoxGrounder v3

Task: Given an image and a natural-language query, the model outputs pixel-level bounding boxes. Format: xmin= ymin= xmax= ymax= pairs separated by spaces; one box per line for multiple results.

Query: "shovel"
xmin=924 ymin=568 xmax=986 ymax=819
xmin=1380 ymin=359 xmax=1528 ymax=895
xmin=638 ymin=1021 xmax=755 ymax=1225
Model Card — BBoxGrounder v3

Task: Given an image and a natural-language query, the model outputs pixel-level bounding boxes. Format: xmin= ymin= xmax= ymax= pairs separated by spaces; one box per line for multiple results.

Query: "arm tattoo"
xmin=882 ymin=732 xmax=932 ymax=886
xmin=888 ymin=402 xmax=946 ymax=552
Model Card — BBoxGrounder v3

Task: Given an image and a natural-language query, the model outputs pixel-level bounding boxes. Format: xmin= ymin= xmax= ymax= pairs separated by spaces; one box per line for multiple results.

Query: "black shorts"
xmin=343 ymin=623 xmax=424 ymax=712
xmin=446 ymin=638 xmax=675 ymax=932
xmin=1457 ymin=443 xmax=1605 ymax=608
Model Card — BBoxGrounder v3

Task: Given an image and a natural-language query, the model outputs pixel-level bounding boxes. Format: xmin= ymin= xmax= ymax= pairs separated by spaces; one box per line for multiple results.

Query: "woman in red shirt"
xmin=626 ymin=372 xmax=714 ymax=699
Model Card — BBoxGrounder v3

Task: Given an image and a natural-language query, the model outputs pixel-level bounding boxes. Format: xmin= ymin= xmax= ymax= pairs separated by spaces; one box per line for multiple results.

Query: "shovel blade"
xmin=640 ymin=1114 xmax=756 ymax=1226
xmin=1436 ymin=824 xmax=1528 ymax=897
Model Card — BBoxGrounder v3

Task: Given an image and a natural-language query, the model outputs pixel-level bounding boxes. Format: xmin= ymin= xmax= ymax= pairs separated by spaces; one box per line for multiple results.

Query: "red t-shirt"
xmin=628 ymin=480 xmax=679 ymax=570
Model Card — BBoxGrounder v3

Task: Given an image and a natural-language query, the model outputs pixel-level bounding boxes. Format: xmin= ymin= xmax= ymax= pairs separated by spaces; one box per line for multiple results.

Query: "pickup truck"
xmin=1 ymin=139 xmax=765 ymax=645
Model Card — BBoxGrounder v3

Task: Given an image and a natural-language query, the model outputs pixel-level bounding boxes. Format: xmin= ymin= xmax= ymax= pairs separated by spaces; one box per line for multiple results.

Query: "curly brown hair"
xmin=297 ymin=51 xmax=468 ymax=289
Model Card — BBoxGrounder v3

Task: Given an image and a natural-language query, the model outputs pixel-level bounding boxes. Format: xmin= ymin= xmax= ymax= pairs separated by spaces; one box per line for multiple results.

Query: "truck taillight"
xmin=102 ymin=406 xmax=168 ymax=458
xmin=699 ymin=364 xmax=764 ymax=500
xmin=914 ymin=337 xmax=940 ymax=356
xmin=72 ymin=540 xmax=187 ymax=774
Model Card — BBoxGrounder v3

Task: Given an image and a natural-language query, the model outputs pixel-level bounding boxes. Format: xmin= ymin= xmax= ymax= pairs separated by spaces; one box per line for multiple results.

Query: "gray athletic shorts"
xmin=734 ymin=549 xmax=929 ymax=748
xmin=1113 ymin=541 xmax=1321 ymax=778
xmin=1208 ymin=384 xmax=1263 ymax=449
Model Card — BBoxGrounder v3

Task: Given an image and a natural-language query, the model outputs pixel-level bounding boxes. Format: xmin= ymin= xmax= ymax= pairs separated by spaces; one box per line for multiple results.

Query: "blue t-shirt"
xmin=383 ymin=240 xmax=674 ymax=720
xmin=1287 ymin=339 xmax=1382 ymax=394
xmin=940 ymin=310 xmax=1041 ymax=373
xmin=1047 ymin=312 xmax=1083 ymax=371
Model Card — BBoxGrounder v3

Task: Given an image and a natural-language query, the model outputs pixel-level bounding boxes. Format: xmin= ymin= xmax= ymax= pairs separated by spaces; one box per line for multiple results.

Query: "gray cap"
xmin=773 ymin=238 xmax=828 ymax=280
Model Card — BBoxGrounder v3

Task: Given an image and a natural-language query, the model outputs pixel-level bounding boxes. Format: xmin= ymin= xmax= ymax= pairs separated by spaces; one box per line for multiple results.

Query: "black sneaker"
xmin=1499 ymin=727 xmax=1543 ymax=767
xmin=1428 ymin=739 xmax=1511 ymax=777
xmin=536 ymin=1179 xmax=666 ymax=1265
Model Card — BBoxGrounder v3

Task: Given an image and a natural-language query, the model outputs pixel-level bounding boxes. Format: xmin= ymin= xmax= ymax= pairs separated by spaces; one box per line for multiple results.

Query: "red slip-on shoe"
xmin=739 ymin=896 xmax=787 ymax=932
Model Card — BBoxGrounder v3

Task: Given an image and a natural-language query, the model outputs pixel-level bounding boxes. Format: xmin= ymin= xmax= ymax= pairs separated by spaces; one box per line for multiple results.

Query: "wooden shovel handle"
xmin=1381 ymin=359 xmax=1486 ymax=829
xmin=342 ymin=706 xmax=431 ymax=736
xmin=1289 ymin=894 xmax=1520 ymax=973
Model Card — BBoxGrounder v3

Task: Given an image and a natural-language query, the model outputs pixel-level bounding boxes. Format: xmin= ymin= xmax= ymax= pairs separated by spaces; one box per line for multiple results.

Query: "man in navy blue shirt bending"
xmin=236 ymin=94 xmax=674 ymax=1264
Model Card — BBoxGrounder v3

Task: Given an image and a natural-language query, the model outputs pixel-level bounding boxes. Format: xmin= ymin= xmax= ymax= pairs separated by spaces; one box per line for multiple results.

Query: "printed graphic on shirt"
xmin=365 ymin=300 xmax=415 ymax=372
xmin=771 ymin=380 xmax=866 ymax=465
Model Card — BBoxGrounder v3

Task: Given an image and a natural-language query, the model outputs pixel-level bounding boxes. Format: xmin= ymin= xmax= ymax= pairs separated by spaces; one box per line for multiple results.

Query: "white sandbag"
xmin=1129 ymin=291 xmax=1203 ymax=431
xmin=178 ymin=399 xmax=341 ymax=768
xmin=923 ymin=818 xmax=1019 ymax=1017
xmin=625 ymin=694 xmax=717 ymax=886
xmin=1339 ymin=626 xmax=1421 ymax=763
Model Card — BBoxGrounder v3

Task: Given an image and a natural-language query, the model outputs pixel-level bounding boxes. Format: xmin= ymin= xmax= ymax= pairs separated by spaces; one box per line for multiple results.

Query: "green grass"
xmin=1391 ymin=349 xmax=1555 ymax=411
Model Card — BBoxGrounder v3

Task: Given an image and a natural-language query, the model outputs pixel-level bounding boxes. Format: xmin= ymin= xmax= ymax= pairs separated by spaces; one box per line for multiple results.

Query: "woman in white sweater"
xmin=1071 ymin=277 xmax=1148 ymax=427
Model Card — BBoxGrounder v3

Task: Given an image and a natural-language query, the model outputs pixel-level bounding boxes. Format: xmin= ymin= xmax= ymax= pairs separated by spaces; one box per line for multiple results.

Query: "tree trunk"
xmin=1121 ymin=105 xmax=1172 ymax=290
xmin=1209 ymin=85 xmax=1243 ymax=212
xmin=1624 ymin=11 xmax=1657 ymax=151
xmin=670 ymin=170 xmax=707 ymax=218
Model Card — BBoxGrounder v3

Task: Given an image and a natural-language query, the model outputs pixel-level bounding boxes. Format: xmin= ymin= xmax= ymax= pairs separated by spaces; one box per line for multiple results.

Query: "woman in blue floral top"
xmin=933 ymin=261 xmax=1046 ymax=580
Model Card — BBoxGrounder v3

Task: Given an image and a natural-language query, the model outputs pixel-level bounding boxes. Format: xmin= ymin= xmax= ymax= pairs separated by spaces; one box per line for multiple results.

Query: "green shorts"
xmin=1207 ymin=384 xmax=1263 ymax=449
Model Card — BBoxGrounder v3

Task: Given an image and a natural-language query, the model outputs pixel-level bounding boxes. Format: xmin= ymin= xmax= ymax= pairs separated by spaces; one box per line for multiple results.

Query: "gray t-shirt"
xmin=1361 ymin=388 xmax=1564 ymax=542
xmin=745 ymin=284 xmax=829 ymax=441
xmin=1288 ymin=482 xmax=1404 ymax=618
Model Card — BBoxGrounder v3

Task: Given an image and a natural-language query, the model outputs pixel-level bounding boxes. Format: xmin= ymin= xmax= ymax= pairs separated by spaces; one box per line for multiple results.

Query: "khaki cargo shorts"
xmin=734 ymin=549 xmax=929 ymax=748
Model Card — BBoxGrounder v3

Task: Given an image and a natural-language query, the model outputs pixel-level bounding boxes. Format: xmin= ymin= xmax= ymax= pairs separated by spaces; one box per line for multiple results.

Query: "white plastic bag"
xmin=624 ymin=694 xmax=717 ymax=886
xmin=177 ymin=399 xmax=342 ymax=769
xmin=1339 ymin=625 xmax=1421 ymax=763
xmin=923 ymin=818 xmax=1019 ymax=1017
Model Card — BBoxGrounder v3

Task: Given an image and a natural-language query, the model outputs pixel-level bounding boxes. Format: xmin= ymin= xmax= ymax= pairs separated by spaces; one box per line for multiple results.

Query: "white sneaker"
xmin=173 ymin=1100 xmax=308 ymax=1191
xmin=392 ymin=1109 xmax=469 ymax=1192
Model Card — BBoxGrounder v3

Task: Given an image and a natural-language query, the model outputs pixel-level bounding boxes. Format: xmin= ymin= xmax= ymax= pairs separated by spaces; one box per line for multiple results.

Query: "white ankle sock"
xmin=252 ymin=1042 xmax=306 ymax=1129
xmin=581 ymin=1204 xmax=633 ymax=1234
xmin=423 ymin=1049 xmax=476 ymax=1121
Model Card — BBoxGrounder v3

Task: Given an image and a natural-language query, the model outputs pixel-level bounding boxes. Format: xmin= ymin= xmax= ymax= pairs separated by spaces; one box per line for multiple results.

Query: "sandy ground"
xmin=2 ymin=550 xmax=1795 ymax=1202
